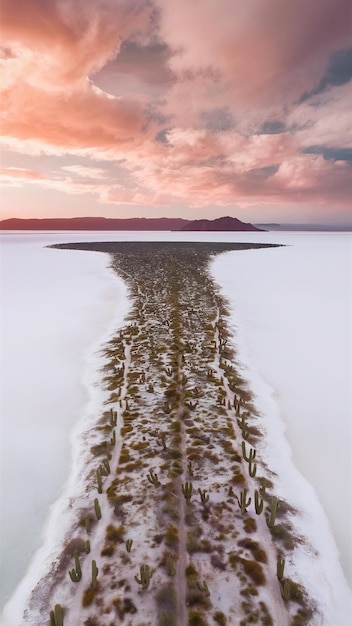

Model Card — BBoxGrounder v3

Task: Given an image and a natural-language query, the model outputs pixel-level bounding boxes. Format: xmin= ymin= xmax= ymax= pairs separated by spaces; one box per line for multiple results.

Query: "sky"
xmin=0 ymin=0 xmax=351 ymax=225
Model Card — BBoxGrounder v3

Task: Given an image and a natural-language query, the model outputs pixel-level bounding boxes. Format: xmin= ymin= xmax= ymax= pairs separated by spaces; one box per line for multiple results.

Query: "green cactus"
xmin=197 ymin=580 xmax=210 ymax=597
xmin=188 ymin=460 xmax=194 ymax=476
xmin=96 ymin=468 xmax=103 ymax=494
xmin=198 ymin=488 xmax=209 ymax=504
xmin=237 ymin=414 xmax=248 ymax=430
xmin=91 ymin=560 xmax=99 ymax=588
xmin=166 ymin=553 xmax=176 ymax=576
xmin=242 ymin=441 xmax=256 ymax=463
xmin=102 ymin=458 xmax=110 ymax=475
xmin=84 ymin=516 xmax=91 ymax=534
xmin=182 ymin=481 xmax=193 ymax=501
xmin=68 ymin=550 xmax=82 ymax=582
xmin=147 ymin=469 xmax=160 ymax=486
xmin=248 ymin=459 xmax=257 ymax=478
xmin=50 ymin=604 xmax=63 ymax=626
xmin=110 ymin=409 xmax=117 ymax=427
xmin=254 ymin=490 xmax=264 ymax=515
xmin=110 ymin=429 xmax=116 ymax=446
xmin=277 ymin=557 xmax=285 ymax=581
xmin=135 ymin=564 xmax=152 ymax=590
xmin=266 ymin=496 xmax=280 ymax=528
xmin=84 ymin=539 xmax=90 ymax=554
xmin=242 ymin=427 xmax=250 ymax=441
xmin=281 ymin=578 xmax=291 ymax=601
xmin=125 ymin=539 xmax=133 ymax=553
xmin=237 ymin=488 xmax=251 ymax=514
xmin=259 ymin=484 xmax=267 ymax=498
xmin=94 ymin=498 xmax=102 ymax=521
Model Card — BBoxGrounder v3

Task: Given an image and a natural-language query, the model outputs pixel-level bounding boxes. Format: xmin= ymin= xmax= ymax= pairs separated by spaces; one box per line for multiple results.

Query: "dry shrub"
xmin=241 ymin=558 xmax=266 ymax=586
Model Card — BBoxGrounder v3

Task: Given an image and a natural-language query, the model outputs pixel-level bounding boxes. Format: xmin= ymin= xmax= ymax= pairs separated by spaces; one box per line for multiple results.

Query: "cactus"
xmin=94 ymin=498 xmax=102 ymax=521
xmin=147 ymin=469 xmax=160 ymax=486
xmin=85 ymin=539 xmax=90 ymax=554
xmin=248 ymin=459 xmax=257 ymax=478
xmin=259 ymin=484 xmax=267 ymax=498
xmin=166 ymin=553 xmax=176 ymax=576
xmin=166 ymin=367 xmax=173 ymax=377
xmin=242 ymin=441 xmax=256 ymax=463
xmin=188 ymin=460 xmax=194 ymax=476
xmin=68 ymin=550 xmax=82 ymax=582
xmin=110 ymin=429 xmax=116 ymax=446
xmin=237 ymin=488 xmax=251 ymax=514
xmin=102 ymin=458 xmax=110 ymax=475
xmin=277 ymin=557 xmax=285 ymax=581
xmin=242 ymin=427 xmax=250 ymax=441
xmin=266 ymin=496 xmax=280 ymax=528
xmin=91 ymin=560 xmax=99 ymax=588
xmin=182 ymin=481 xmax=193 ymax=501
xmin=50 ymin=604 xmax=63 ymax=626
xmin=126 ymin=539 xmax=133 ymax=553
xmin=135 ymin=564 xmax=152 ymax=590
xmin=254 ymin=490 xmax=264 ymax=515
xmin=84 ymin=516 xmax=91 ymax=534
xmin=197 ymin=580 xmax=210 ymax=597
xmin=237 ymin=414 xmax=248 ymax=430
xmin=281 ymin=578 xmax=291 ymax=601
xmin=110 ymin=409 xmax=117 ymax=427
xmin=198 ymin=488 xmax=209 ymax=504
xmin=96 ymin=467 xmax=103 ymax=494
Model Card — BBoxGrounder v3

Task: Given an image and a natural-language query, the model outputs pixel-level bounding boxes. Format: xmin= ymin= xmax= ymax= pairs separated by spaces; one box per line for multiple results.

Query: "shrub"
xmin=82 ymin=586 xmax=98 ymax=607
xmin=243 ymin=518 xmax=257 ymax=533
xmin=241 ymin=558 xmax=265 ymax=586
xmin=213 ymin=612 xmax=227 ymax=626
xmin=165 ymin=525 xmax=179 ymax=549
xmin=106 ymin=524 xmax=125 ymax=543
xmin=101 ymin=543 xmax=115 ymax=557
xmin=188 ymin=611 xmax=209 ymax=626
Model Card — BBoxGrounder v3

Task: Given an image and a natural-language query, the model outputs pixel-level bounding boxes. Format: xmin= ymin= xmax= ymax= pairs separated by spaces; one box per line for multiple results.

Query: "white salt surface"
xmin=0 ymin=232 xmax=130 ymax=623
xmin=211 ymin=232 xmax=352 ymax=624
xmin=1 ymin=230 xmax=351 ymax=625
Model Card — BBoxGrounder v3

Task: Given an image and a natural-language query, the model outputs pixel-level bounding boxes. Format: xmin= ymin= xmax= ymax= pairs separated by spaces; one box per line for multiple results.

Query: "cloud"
xmin=61 ymin=165 xmax=109 ymax=178
xmin=300 ymin=47 xmax=352 ymax=101
xmin=302 ymin=146 xmax=352 ymax=162
xmin=1 ymin=0 xmax=351 ymax=218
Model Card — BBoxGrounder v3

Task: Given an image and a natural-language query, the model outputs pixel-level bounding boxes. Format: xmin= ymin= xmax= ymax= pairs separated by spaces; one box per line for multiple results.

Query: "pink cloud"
xmin=156 ymin=0 xmax=350 ymax=107
xmin=0 ymin=0 xmax=351 ymax=220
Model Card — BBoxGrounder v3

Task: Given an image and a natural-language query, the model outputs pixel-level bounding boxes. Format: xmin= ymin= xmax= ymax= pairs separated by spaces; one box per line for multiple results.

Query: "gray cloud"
xmin=302 ymin=146 xmax=352 ymax=162
xmin=200 ymin=108 xmax=235 ymax=132
xmin=299 ymin=47 xmax=352 ymax=102
xmin=258 ymin=120 xmax=287 ymax=135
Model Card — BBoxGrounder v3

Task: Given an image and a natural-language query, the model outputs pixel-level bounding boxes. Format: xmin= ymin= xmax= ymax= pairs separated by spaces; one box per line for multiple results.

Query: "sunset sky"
xmin=1 ymin=0 xmax=351 ymax=225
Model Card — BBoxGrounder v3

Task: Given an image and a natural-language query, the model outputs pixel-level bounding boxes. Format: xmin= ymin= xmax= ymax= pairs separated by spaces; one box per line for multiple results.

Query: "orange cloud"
xmin=0 ymin=0 xmax=351 ymax=219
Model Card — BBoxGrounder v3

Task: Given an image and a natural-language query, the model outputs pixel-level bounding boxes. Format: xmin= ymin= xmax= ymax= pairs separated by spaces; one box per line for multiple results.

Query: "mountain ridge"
xmin=0 ymin=216 xmax=264 ymax=232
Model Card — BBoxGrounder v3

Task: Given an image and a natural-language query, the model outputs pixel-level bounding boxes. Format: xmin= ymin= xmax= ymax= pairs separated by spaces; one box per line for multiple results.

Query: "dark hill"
xmin=0 ymin=215 xmax=263 ymax=231
xmin=181 ymin=216 xmax=264 ymax=231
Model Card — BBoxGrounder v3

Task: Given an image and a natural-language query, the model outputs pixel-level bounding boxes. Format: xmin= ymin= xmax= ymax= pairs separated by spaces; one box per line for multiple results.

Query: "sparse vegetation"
xmin=46 ymin=241 xmax=312 ymax=626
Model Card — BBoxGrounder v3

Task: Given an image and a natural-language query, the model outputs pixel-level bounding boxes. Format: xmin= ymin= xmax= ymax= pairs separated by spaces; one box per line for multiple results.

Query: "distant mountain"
xmin=256 ymin=223 xmax=352 ymax=232
xmin=0 ymin=216 xmax=263 ymax=231
xmin=0 ymin=217 xmax=188 ymax=231
xmin=181 ymin=216 xmax=264 ymax=231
